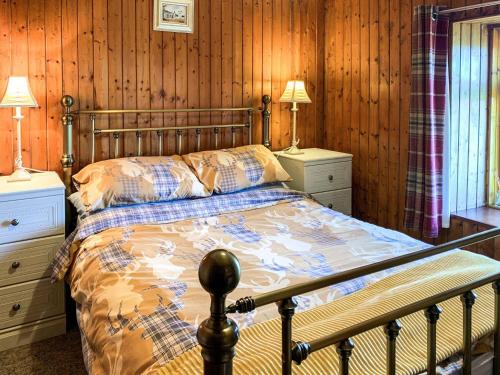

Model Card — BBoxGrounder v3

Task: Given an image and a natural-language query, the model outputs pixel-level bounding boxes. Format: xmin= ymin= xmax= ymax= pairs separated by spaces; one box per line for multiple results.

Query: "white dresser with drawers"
xmin=275 ymin=148 xmax=353 ymax=215
xmin=0 ymin=172 xmax=66 ymax=351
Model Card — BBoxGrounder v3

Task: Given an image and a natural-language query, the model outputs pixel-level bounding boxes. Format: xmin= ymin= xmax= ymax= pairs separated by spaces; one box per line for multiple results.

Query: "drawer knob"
xmin=12 ymin=303 xmax=21 ymax=312
xmin=11 ymin=261 xmax=20 ymax=269
xmin=10 ymin=219 xmax=19 ymax=226
xmin=328 ymin=203 xmax=333 ymax=209
xmin=328 ymin=175 xmax=333 ymax=181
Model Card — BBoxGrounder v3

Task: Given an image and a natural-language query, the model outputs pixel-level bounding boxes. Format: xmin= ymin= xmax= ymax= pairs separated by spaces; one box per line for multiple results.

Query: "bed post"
xmin=262 ymin=95 xmax=271 ymax=149
xmin=61 ymin=95 xmax=75 ymax=194
xmin=197 ymin=249 xmax=241 ymax=375
xmin=61 ymin=95 xmax=75 ymax=233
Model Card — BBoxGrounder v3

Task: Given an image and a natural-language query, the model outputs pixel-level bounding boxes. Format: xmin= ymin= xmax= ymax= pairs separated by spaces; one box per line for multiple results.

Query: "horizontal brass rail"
xmin=227 ymin=227 xmax=500 ymax=312
xmin=73 ymin=107 xmax=255 ymax=115
xmin=308 ymin=273 xmax=500 ymax=353
xmin=93 ymin=123 xmax=249 ymax=134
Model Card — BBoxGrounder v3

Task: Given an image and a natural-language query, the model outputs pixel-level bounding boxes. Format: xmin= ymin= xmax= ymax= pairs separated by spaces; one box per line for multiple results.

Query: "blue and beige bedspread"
xmin=51 ymin=187 xmax=481 ymax=374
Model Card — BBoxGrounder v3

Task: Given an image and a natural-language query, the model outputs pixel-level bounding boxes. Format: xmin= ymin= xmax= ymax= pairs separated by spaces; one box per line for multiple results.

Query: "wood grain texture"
xmin=1 ymin=0 xmax=496 ymax=249
xmin=446 ymin=214 xmax=499 ymax=259
xmin=0 ymin=0 xmax=12 ymax=176
xmin=45 ymin=0 xmax=63 ymax=173
xmin=323 ymin=0 xmax=492 ymax=240
xmin=0 ymin=0 xmax=325 ymax=175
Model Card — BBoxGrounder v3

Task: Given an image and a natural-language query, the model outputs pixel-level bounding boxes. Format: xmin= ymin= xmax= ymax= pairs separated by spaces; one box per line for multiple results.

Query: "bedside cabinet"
xmin=0 ymin=172 xmax=66 ymax=351
xmin=275 ymin=148 xmax=353 ymax=215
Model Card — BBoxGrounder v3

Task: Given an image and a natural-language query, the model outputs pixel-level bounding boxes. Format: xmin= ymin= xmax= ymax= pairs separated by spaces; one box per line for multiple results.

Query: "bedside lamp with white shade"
xmin=279 ymin=80 xmax=311 ymax=155
xmin=0 ymin=76 xmax=38 ymax=182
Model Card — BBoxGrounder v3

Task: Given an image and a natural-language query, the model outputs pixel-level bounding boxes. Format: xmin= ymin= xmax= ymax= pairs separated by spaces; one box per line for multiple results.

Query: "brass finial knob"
xmin=198 ymin=249 xmax=240 ymax=297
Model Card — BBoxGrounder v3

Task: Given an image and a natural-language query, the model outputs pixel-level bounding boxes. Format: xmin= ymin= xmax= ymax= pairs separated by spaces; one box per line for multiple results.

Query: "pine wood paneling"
xmin=0 ymin=0 xmax=324 ymax=175
xmin=324 ymin=0 xmax=495 ymax=240
xmin=46 ymin=0 xmax=63 ymax=173
xmin=107 ymin=0 xmax=123 ymax=160
xmin=232 ymin=0 xmax=243 ymax=147
xmin=137 ymin=0 xmax=151 ymax=154
xmin=359 ymin=0 xmax=371 ymax=220
xmin=271 ymin=0 xmax=282 ymax=149
xmin=279 ymin=1 xmax=291 ymax=149
xmin=388 ymin=0 xmax=400 ymax=229
xmin=11 ymin=0 xmax=30 ymax=169
xmin=2 ymin=0 xmax=497 ymax=249
xmin=122 ymin=0 xmax=137 ymax=158
xmin=77 ymin=0 xmax=93 ymax=167
xmin=199 ymin=0 xmax=211 ymax=151
xmin=28 ymin=0 xmax=47 ymax=171
xmin=93 ymin=0 xmax=109 ymax=162
xmin=188 ymin=0 xmax=200 ymax=152
xmin=149 ymin=0 xmax=164 ymax=156
xmin=0 ymin=0 xmax=12 ymax=176
xmin=222 ymin=0 xmax=233 ymax=146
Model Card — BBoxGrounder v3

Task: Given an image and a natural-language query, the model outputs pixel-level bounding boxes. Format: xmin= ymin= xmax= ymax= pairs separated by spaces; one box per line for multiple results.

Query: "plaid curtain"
xmin=404 ymin=5 xmax=449 ymax=238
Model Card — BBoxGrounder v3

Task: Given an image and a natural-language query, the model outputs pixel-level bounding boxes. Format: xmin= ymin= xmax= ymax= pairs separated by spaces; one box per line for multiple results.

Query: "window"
xmin=449 ymin=19 xmax=500 ymax=212
xmin=449 ymin=21 xmax=489 ymax=212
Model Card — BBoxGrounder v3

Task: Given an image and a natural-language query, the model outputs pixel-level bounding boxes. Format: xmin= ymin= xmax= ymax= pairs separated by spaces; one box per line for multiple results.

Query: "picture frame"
xmin=153 ymin=0 xmax=194 ymax=34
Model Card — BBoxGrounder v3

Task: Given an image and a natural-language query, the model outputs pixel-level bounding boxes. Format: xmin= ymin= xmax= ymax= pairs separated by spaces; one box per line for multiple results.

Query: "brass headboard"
xmin=60 ymin=95 xmax=272 ymax=197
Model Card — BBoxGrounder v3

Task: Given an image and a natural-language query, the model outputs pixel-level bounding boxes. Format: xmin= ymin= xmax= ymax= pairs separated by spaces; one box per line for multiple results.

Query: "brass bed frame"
xmin=60 ymin=94 xmax=500 ymax=375
xmin=60 ymin=94 xmax=271 ymax=197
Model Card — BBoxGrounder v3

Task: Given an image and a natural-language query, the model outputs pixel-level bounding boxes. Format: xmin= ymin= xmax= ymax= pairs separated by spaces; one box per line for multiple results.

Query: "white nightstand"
xmin=275 ymin=148 xmax=353 ymax=215
xmin=0 ymin=172 xmax=66 ymax=351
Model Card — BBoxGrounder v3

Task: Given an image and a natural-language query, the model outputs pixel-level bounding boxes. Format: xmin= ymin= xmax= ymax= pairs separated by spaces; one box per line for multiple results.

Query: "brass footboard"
xmin=197 ymin=228 xmax=500 ymax=375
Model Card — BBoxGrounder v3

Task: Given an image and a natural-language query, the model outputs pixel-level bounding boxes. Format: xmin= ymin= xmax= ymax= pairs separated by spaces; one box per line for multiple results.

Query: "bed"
xmin=54 ymin=95 xmax=500 ymax=375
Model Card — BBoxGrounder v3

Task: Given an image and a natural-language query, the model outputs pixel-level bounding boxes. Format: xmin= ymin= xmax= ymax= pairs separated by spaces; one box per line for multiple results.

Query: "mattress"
xmin=52 ymin=187 xmax=494 ymax=374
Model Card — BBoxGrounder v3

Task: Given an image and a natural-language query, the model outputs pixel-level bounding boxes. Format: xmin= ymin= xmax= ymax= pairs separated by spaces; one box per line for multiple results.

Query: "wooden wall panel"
xmin=11 ymin=0 xmax=30 ymax=170
xmin=28 ymin=0 xmax=47 ymax=171
xmin=2 ymin=0 xmax=497 ymax=248
xmin=324 ymin=0 xmax=496 ymax=240
xmin=0 ymin=0 xmax=12 ymax=175
xmin=0 ymin=0 xmax=324 ymax=175
xmin=93 ymin=0 xmax=110 ymax=161
xmin=46 ymin=0 xmax=63 ymax=173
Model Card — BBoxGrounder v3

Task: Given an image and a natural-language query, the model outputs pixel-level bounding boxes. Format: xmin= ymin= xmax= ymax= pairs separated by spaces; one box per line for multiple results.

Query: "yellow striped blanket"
xmin=156 ymin=250 xmax=500 ymax=374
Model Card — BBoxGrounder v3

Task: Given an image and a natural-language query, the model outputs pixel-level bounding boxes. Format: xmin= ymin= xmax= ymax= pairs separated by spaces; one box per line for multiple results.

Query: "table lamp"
xmin=0 ymin=76 xmax=38 ymax=182
xmin=279 ymin=80 xmax=311 ymax=155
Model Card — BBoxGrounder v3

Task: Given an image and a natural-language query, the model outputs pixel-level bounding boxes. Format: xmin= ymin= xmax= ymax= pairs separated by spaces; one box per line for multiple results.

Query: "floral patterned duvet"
xmin=52 ymin=187 xmax=433 ymax=374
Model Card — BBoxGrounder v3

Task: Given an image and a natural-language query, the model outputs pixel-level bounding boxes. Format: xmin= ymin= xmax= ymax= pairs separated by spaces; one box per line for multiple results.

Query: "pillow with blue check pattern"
xmin=182 ymin=144 xmax=291 ymax=194
xmin=70 ymin=156 xmax=210 ymax=214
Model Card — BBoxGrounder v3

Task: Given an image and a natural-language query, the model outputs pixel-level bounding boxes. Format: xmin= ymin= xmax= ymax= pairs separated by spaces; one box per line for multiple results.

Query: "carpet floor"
xmin=0 ymin=329 xmax=86 ymax=375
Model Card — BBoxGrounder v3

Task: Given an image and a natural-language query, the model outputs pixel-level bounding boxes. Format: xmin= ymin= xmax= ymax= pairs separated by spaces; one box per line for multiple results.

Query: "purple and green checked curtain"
xmin=404 ymin=5 xmax=449 ymax=238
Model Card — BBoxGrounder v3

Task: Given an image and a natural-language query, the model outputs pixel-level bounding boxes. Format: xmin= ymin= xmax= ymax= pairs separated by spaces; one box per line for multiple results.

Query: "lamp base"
xmin=285 ymin=145 xmax=304 ymax=155
xmin=7 ymin=167 xmax=32 ymax=182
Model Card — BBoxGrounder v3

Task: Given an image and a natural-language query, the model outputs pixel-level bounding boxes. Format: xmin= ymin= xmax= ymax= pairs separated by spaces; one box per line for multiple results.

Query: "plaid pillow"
xmin=71 ymin=156 xmax=210 ymax=214
xmin=182 ymin=145 xmax=291 ymax=194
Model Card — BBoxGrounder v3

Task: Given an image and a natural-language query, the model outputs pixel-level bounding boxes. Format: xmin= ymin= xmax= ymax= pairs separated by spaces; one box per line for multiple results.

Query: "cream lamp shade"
xmin=0 ymin=76 xmax=38 ymax=182
xmin=279 ymin=80 xmax=312 ymax=104
xmin=279 ymin=80 xmax=311 ymax=154
xmin=0 ymin=76 xmax=38 ymax=108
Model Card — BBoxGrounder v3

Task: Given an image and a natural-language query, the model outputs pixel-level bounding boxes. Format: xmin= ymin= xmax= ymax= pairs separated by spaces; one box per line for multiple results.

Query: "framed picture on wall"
xmin=153 ymin=0 xmax=194 ymax=33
